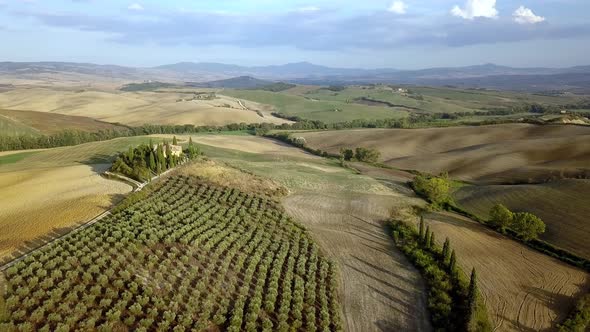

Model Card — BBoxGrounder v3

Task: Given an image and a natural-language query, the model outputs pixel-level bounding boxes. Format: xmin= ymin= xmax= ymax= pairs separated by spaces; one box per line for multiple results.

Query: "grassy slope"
xmin=454 ymin=179 xmax=590 ymax=259
xmin=222 ymin=89 xmax=408 ymax=123
xmin=0 ymin=114 xmax=40 ymax=136
xmin=0 ymin=109 xmax=128 ymax=135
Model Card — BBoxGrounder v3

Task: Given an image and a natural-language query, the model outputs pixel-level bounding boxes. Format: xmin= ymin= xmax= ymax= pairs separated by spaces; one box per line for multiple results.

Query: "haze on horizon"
xmin=0 ymin=0 xmax=589 ymax=69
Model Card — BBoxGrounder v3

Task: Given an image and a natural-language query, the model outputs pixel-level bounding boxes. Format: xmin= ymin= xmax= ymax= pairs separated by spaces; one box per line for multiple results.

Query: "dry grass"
xmin=0 ymin=108 xmax=126 ymax=134
xmin=455 ymin=179 xmax=590 ymax=259
xmin=178 ymin=160 xmax=287 ymax=197
xmin=420 ymin=212 xmax=590 ymax=332
xmin=0 ymin=87 xmax=290 ymax=126
xmin=0 ymin=164 xmax=131 ymax=262
xmin=300 ymin=124 xmax=590 ymax=184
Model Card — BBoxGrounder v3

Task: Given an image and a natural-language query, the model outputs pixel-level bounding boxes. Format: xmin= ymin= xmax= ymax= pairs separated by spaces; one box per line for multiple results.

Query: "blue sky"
xmin=0 ymin=0 xmax=589 ymax=69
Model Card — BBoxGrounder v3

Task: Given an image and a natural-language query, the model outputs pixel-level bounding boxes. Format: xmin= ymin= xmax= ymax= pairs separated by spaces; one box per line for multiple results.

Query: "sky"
xmin=0 ymin=0 xmax=589 ymax=69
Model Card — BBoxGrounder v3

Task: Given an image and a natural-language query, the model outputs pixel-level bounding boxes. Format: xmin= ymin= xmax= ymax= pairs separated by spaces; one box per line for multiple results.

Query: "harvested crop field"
xmin=299 ymin=124 xmax=590 ymax=184
xmin=0 ymin=87 xmax=290 ymax=126
xmin=0 ymin=164 xmax=131 ymax=262
xmin=0 ymin=138 xmax=154 ymax=262
xmin=420 ymin=211 xmax=590 ymax=332
xmin=454 ymin=179 xmax=590 ymax=259
xmin=284 ymin=191 xmax=431 ymax=332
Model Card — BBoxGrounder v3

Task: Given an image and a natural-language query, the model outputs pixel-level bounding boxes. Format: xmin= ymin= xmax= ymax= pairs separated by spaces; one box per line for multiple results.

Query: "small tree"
xmin=513 ymin=212 xmax=546 ymax=241
xmin=340 ymin=148 xmax=354 ymax=161
xmin=489 ymin=204 xmax=513 ymax=232
xmin=172 ymin=136 xmax=178 ymax=145
xmin=354 ymin=147 xmax=381 ymax=163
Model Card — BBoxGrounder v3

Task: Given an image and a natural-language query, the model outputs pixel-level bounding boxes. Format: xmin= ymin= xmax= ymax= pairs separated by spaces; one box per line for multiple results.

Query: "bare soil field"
xmin=0 ymin=87 xmax=290 ymax=126
xmin=421 ymin=212 xmax=590 ymax=332
xmin=284 ymin=191 xmax=431 ymax=332
xmin=299 ymin=124 xmax=590 ymax=184
xmin=454 ymin=179 xmax=590 ymax=259
xmin=0 ymin=164 xmax=131 ymax=262
xmin=0 ymin=108 xmax=127 ymax=135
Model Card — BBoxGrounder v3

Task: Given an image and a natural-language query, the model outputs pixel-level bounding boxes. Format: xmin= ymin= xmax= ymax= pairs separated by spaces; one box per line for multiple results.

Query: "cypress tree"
xmin=429 ymin=232 xmax=435 ymax=250
xmin=442 ymin=238 xmax=451 ymax=263
xmin=149 ymin=152 xmax=156 ymax=172
xmin=173 ymin=136 xmax=178 ymax=145
xmin=127 ymin=146 xmax=134 ymax=162
xmin=419 ymin=216 xmax=425 ymax=239
xmin=424 ymin=226 xmax=431 ymax=246
xmin=449 ymin=250 xmax=457 ymax=274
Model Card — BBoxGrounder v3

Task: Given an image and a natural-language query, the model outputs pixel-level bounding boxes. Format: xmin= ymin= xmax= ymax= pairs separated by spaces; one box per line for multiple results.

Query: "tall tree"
xmin=442 ymin=238 xmax=451 ymax=264
xmin=149 ymin=151 xmax=156 ymax=172
xmin=172 ymin=136 xmax=178 ymax=145
xmin=424 ymin=226 xmax=431 ymax=246
xmin=449 ymin=250 xmax=457 ymax=274
xmin=419 ymin=216 xmax=425 ymax=240
xmin=428 ymin=232 xmax=435 ymax=250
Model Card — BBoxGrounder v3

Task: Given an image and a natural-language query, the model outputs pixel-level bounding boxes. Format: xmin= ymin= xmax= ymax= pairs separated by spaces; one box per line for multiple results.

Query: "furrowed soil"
xmin=421 ymin=212 xmax=590 ymax=332
xmin=299 ymin=124 xmax=590 ymax=184
xmin=343 ymin=161 xmax=590 ymax=332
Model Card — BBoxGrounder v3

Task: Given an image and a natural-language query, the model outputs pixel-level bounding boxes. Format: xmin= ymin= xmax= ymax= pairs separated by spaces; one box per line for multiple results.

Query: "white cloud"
xmin=296 ymin=6 xmax=320 ymax=13
xmin=451 ymin=0 xmax=498 ymax=20
xmin=388 ymin=1 xmax=407 ymax=15
xmin=128 ymin=3 xmax=144 ymax=11
xmin=513 ymin=6 xmax=545 ymax=24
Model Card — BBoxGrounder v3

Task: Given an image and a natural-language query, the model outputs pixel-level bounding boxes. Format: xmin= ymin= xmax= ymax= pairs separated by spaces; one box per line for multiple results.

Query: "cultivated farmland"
xmin=0 ymin=87 xmax=289 ymax=127
xmin=420 ymin=212 xmax=589 ymax=332
xmin=1 ymin=174 xmax=343 ymax=331
xmin=0 ymin=137 xmax=154 ymax=262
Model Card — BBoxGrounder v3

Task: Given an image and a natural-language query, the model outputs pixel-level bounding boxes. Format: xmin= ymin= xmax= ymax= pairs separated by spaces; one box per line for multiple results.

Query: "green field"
xmin=222 ymin=89 xmax=408 ymax=123
xmin=0 ymin=152 xmax=40 ymax=166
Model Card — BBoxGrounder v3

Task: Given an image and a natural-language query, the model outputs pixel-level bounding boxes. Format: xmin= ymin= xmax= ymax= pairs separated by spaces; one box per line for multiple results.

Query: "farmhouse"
xmin=153 ymin=143 xmax=183 ymax=157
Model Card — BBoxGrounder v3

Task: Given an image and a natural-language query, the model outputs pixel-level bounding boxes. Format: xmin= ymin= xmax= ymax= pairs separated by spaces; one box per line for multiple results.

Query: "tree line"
xmin=390 ymin=217 xmax=492 ymax=331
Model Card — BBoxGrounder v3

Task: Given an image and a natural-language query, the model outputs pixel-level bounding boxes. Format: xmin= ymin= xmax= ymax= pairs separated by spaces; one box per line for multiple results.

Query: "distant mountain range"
xmin=1 ymin=61 xmax=590 ymax=92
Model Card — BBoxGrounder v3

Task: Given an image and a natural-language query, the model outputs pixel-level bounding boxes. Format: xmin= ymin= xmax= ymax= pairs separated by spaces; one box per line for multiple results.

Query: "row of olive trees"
xmin=1 ymin=175 xmax=343 ymax=331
